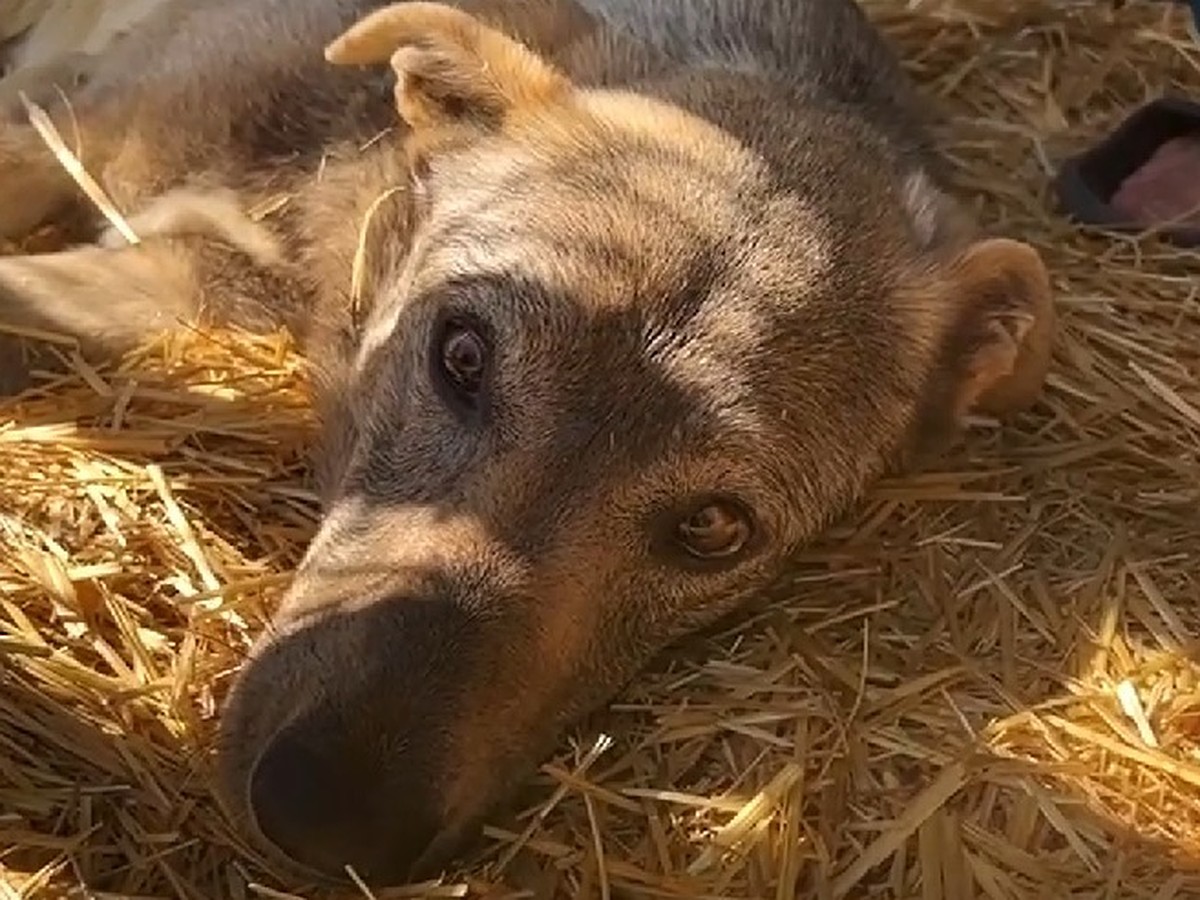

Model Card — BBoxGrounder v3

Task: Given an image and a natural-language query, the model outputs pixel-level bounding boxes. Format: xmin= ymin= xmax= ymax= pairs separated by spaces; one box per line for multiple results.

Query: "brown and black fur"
xmin=0 ymin=0 xmax=1055 ymax=887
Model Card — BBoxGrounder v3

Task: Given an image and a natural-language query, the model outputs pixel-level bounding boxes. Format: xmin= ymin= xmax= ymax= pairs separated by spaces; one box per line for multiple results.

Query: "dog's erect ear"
xmin=940 ymin=237 xmax=1056 ymax=419
xmin=325 ymin=2 xmax=571 ymax=134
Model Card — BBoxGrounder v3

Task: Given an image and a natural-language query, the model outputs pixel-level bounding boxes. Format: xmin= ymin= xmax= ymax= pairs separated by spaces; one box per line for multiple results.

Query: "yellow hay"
xmin=2 ymin=1 xmax=1200 ymax=898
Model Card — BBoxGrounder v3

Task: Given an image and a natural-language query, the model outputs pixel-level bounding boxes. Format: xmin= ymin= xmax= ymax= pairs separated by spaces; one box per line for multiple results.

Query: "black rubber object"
xmin=1053 ymin=96 xmax=1200 ymax=248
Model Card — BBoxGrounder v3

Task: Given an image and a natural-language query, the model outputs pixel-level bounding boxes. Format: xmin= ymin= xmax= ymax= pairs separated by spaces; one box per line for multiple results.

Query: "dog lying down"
xmin=0 ymin=0 xmax=1056 ymax=887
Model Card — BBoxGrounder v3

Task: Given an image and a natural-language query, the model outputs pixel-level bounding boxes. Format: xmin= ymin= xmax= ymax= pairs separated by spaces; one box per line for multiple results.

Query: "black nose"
xmin=248 ymin=721 xmax=443 ymax=884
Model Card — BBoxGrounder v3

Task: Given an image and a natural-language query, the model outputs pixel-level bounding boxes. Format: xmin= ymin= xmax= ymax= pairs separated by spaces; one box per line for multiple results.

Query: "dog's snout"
xmin=219 ymin=560 xmax=566 ymax=886
xmin=248 ymin=717 xmax=442 ymax=883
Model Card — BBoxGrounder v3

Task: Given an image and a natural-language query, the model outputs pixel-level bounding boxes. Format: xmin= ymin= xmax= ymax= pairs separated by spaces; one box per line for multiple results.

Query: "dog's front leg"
xmin=0 ymin=191 xmax=302 ymax=363
xmin=0 ymin=240 xmax=202 ymax=354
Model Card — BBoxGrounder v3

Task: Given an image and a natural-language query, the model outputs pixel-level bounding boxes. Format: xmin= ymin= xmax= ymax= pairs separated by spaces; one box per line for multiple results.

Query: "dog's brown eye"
xmin=676 ymin=501 xmax=752 ymax=560
xmin=435 ymin=317 xmax=488 ymax=402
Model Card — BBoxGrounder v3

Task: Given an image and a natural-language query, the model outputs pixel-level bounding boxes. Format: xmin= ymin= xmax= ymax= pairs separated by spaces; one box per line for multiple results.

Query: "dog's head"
xmin=217 ymin=2 xmax=1054 ymax=886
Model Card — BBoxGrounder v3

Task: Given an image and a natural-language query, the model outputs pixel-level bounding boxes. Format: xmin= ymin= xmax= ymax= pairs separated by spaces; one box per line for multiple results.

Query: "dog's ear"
xmin=325 ymin=1 xmax=571 ymax=135
xmin=938 ymin=237 xmax=1056 ymax=420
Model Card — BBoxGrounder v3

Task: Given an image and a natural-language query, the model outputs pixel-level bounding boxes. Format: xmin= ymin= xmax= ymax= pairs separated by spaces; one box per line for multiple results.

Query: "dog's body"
xmin=0 ymin=0 xmax=1055 ymax=887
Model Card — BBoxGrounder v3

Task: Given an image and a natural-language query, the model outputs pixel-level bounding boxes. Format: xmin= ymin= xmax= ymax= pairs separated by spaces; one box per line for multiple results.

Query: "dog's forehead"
xmin=420 ymin=137 xmax=834 ymax=308
xmin=413 ymin=173 xmax=837 ymax=396
xmin=390 ymin=136 xmax=891 ymax=431
xmin=362 ymin=101 xmax=920 ymax=474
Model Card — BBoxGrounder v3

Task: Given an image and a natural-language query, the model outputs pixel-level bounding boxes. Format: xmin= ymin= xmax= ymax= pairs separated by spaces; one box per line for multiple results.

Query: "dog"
xmin=0 ymin=0 xmax=1055 ymax=886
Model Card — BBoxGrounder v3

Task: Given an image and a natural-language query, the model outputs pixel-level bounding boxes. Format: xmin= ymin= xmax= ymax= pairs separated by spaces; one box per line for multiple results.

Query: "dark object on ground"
xmin=1054 ymin=96 xmax=1200 ymax=247
xmin=1119 ymin=0 xmax=1200 ymax=30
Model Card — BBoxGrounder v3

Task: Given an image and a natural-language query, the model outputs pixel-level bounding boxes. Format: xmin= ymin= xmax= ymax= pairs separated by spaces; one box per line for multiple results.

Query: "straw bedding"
xmin=2 ymin=1 xmax=1199 ymax=897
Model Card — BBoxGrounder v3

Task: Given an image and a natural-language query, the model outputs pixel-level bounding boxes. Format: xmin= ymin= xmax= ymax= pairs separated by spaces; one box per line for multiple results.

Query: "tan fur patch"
xmin=98 ymin=187 xmax=284 ymax=266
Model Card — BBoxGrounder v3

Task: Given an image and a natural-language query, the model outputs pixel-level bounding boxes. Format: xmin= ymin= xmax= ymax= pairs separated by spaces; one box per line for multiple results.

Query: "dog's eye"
xmin=433 ymin=316 xmax=488 ymax=408
xmin=675 ymin=499 xmax=753 ymax=560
